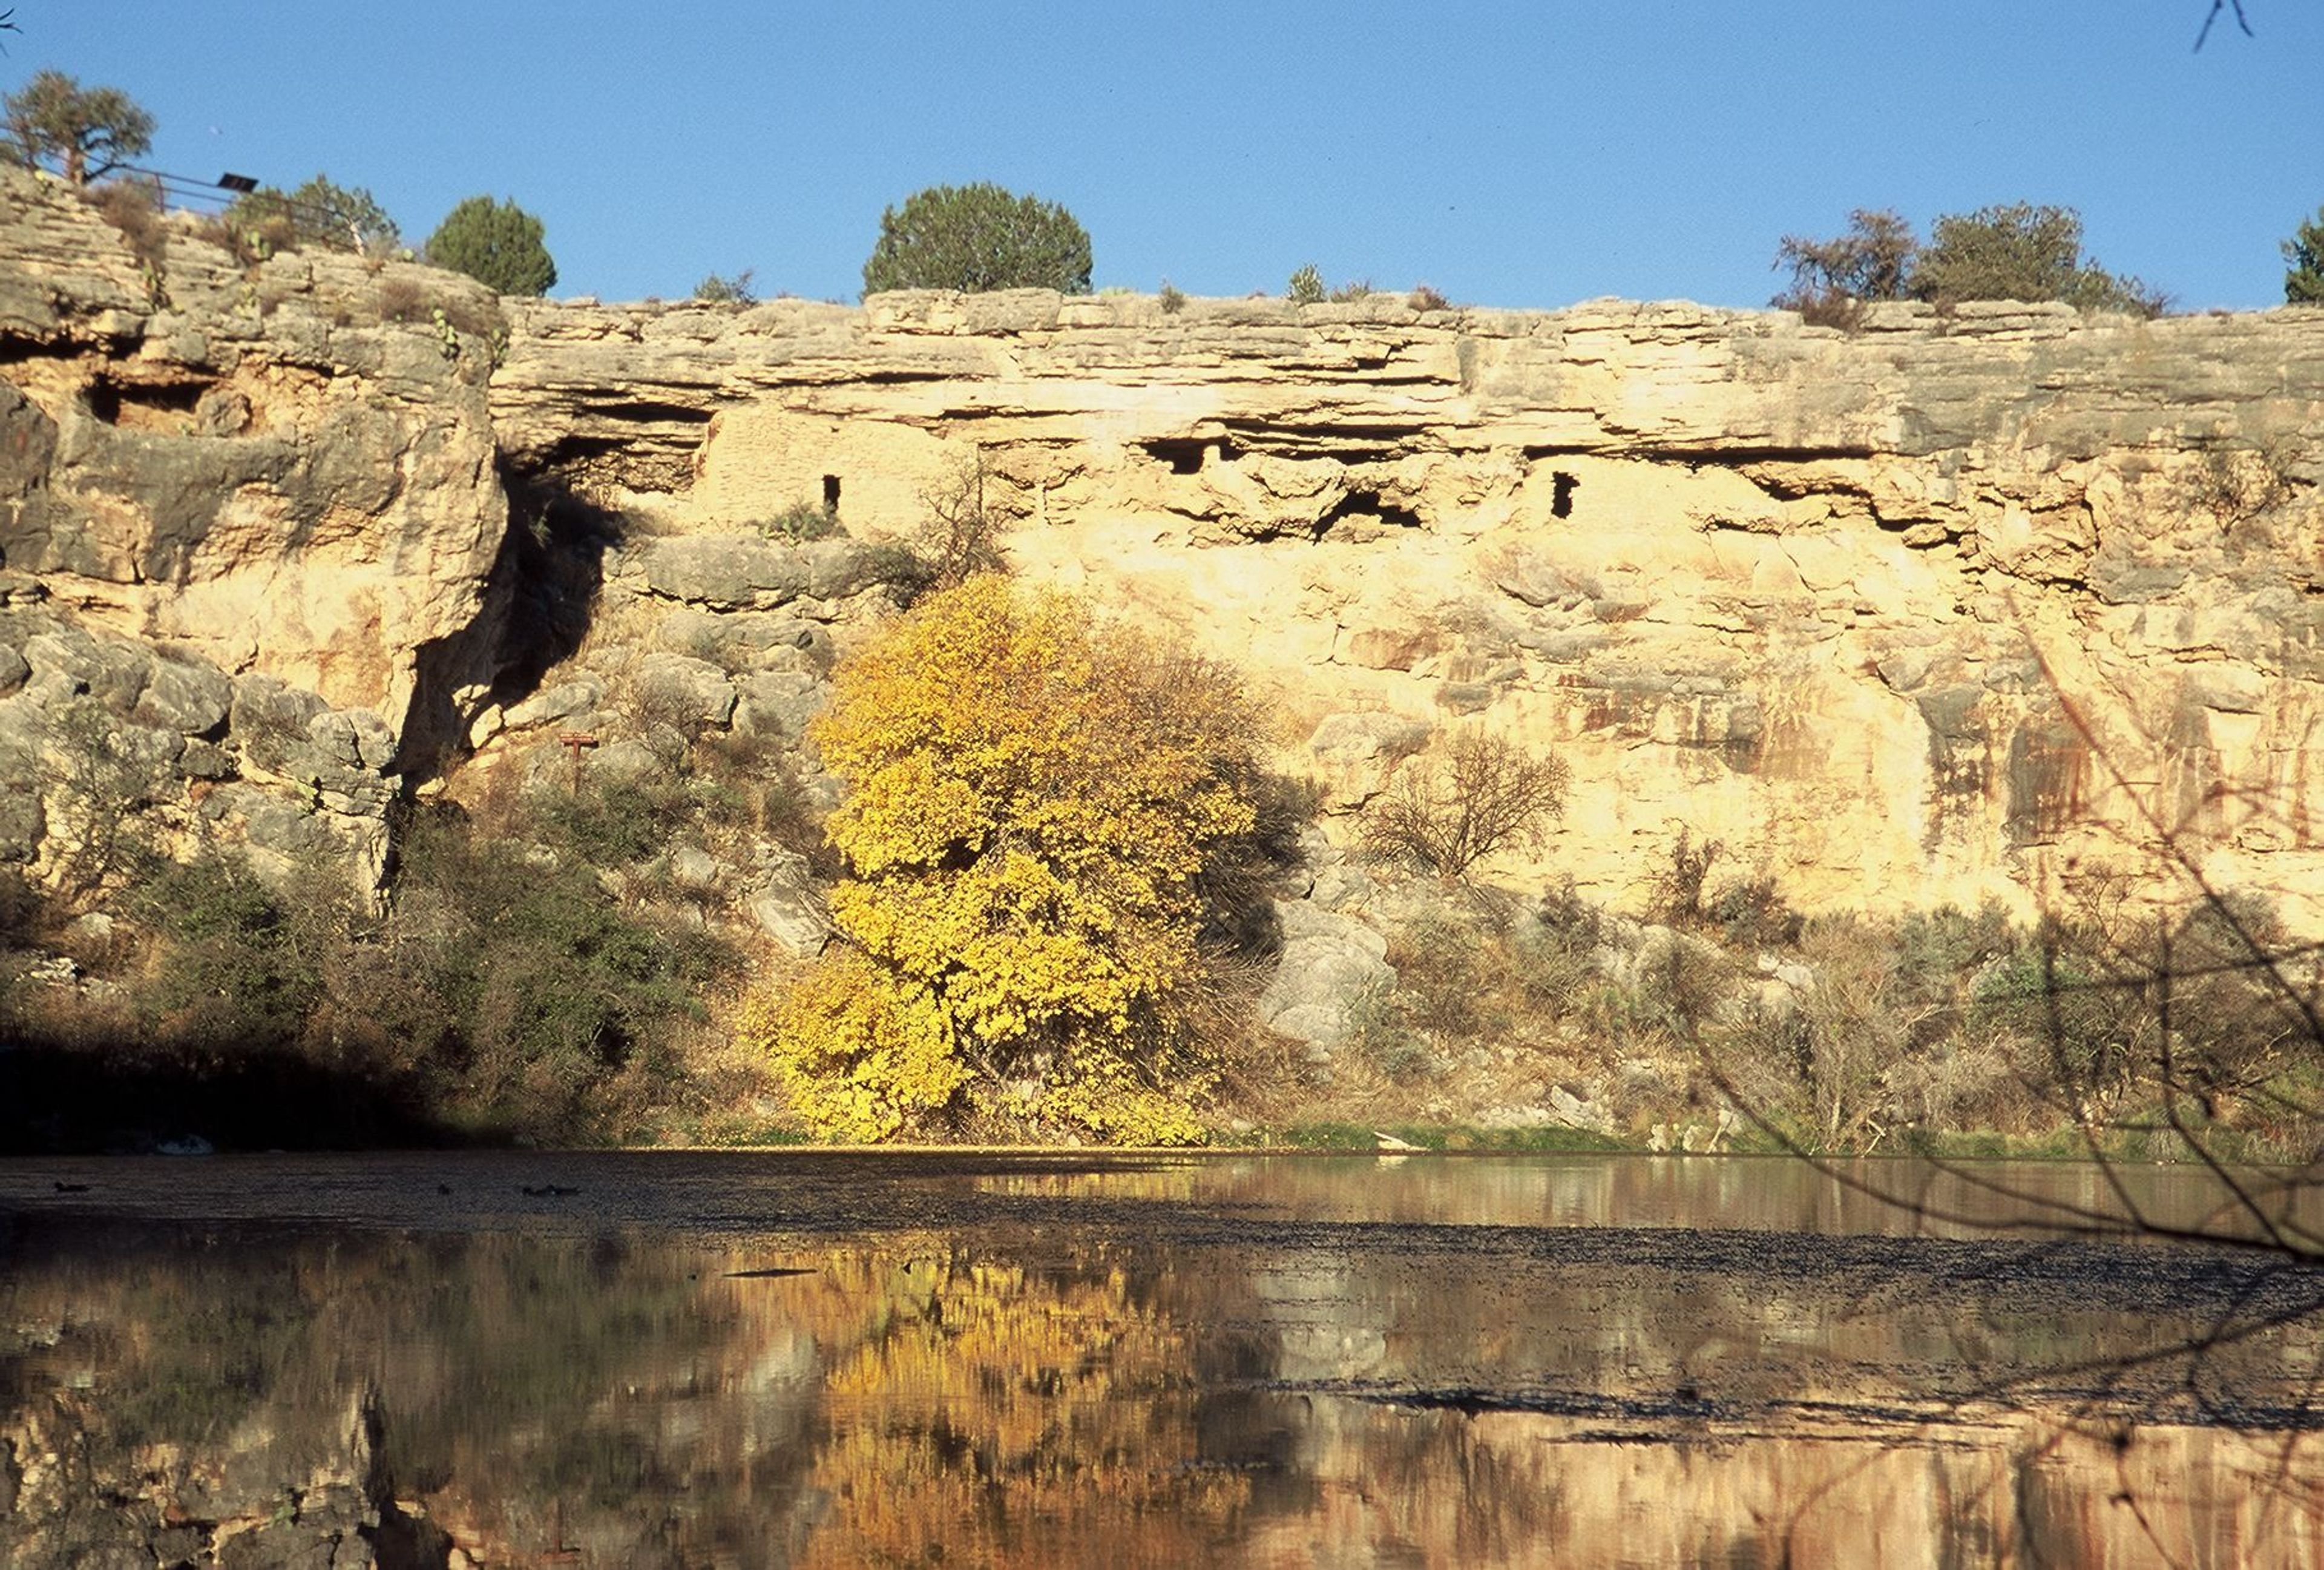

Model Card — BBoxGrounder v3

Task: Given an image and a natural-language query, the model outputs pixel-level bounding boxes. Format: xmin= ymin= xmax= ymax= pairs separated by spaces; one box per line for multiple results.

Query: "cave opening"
xmin=1318 ymin=490 xmax=1423 ymax=534
xmin=84 ymin=375 xmax=207 ymax=427
xmin=1552 ymin=471 xmax=1578 ymax=519
xmin=1145 ymin=438 xmax=1208 ymax=476
xmin=822 ymin=473 xmax=842 ymax=517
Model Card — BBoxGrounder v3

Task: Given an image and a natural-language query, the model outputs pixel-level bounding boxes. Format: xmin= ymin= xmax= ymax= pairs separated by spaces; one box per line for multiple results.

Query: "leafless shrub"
xmin=376 ymin=277 xmax=427 ymax=323
xmin=82 ymin=179 xmax=166 ymax=269
xmin=629 ymin=674 xmax=715 ymax=772
xmin=2184 ymin=440 xmax=2299 ymax=530
xmin=48 ymin=700 xmax=165 ymax=908
xmin=1362 ymin=730 xmax=1569 ymax=880
xmin=891 ymin=448 xmax=1011 ymax=601
xmin=924 ymin=448 xmax=1009 ymax=585
xmin=1653 ymin=826 xmax=1722 ymax=925
xmin=1770 ymin=208 xmax=1917 ymax=330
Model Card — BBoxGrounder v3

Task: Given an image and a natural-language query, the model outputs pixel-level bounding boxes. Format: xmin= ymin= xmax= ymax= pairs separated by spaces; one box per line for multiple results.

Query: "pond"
xmin=3 ymin=1151 xmax=2321 ymax=1568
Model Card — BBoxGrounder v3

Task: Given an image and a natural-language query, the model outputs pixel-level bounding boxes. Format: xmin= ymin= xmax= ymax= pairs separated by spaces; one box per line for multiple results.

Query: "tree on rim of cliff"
xmin=1912 ymin=203 xmax=2167 ymax=317
xmin=736 ymin=577 xmax=1260 ymax=1144
xmin=1773 ymin=205 xmax=2167 ymax=323
xmin=1770 ymin=209 xmax=1917 ymax=326
xmin=227 ymin=174 xmax=401 ymax=257
xmin=4 ymin=70 xmax=153 ymax=186
xmin=2283 ymin=209 xmax=2324 ymax=304
xmin=861 ymin=183 xmax=1092 ymax=297
xmin=424 ymin=195 xmax=556 ymax=297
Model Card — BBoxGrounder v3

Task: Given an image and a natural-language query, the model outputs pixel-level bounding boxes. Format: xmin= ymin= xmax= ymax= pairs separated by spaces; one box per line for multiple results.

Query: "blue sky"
xmin=23 ymin=2 xmax=2322 ymax=310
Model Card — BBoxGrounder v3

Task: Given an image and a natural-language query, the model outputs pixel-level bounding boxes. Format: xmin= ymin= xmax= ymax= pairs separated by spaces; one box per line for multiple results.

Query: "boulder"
xmin=0 ymin=785 xmax=41 ymax=861
xmin=659 ymin=608 xmax=828 ymax=674
xmin=229 ymin=675 xmax=330 ymax=774
xmin=1256 ymin=899 xmax=1395 ymax=1050
xmin=636 ymin=534 xmax=809 ymax=610
xmin=746 ymin=857 xmax=829 ymax=956
xmin=502 ymin=675 xmax=605 ymax=731
xmin=22 ymin=628 xmax=149 ymax=712
xmin=1306 ymin=712 xmax=1431 ymax=809
xmin=134 ymin=657 xmax=232 ymax=736
xmin=588 ymin=738 xmax=672 ymax=783
xmin=669 ymin=843 xmax=721 ymax=892
xmin=734 ymin=670 xmax=826 ymax=743
xmin=304 ymin=708 xmax=397 ymax=772
xmin=633 ymin=652 xmax=737 ymax=728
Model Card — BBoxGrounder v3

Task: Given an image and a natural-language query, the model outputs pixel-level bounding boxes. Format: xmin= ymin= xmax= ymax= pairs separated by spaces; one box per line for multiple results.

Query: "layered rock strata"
xmin=493 ymin=287 xmax=2324 ymax=931
xmin=10 ymin=156 xmax=2324 ymax=941
xmin=0 ymin=169 xmax=506 ymax=889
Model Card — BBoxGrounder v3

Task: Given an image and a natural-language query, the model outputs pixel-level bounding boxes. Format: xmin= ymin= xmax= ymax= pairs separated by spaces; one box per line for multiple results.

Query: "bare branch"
xmin=2194 ymin=0 xmax=2254 ymax=51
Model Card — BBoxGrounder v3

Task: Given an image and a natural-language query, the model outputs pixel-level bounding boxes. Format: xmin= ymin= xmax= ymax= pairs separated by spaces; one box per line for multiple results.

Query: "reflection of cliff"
xmin=0 ymin=1225 xmax=828 ymax=1566
xmin=0 ymin=1224 xmax=1256 ymax=1568
xmin=5 ymin=1175 xmax=2324 ymax=1565
xmin=1251 ymin=1399 xmax=2324 ymax=1568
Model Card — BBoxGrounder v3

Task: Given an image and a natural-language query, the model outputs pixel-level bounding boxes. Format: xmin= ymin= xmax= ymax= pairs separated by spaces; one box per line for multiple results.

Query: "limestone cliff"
xmin=8 ymin=157 xmax=2324 ymax=942
xmin=492 ymin=287 xmax=2324 ymax=930
xmin=0 ymin=168 xmax=507 ymax=888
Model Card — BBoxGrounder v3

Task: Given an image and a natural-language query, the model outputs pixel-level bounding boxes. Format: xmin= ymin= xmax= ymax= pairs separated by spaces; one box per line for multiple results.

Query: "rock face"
xmin=493 ymin=288 xmax=2324 ymax=932
xmin=14 ymin=160 xmax=2324 ymax=942
xmin=0 ymin=168 xmax=507 ymax=890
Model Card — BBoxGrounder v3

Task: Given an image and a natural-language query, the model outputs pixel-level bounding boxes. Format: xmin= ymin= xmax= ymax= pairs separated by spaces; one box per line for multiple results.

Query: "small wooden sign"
xmin=558 ymin=731 xmax=599 ymax=790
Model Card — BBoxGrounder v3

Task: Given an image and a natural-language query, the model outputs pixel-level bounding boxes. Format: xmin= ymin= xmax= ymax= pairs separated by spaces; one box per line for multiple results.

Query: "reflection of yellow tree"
xmin=801 ymin=1250 xmax=1249 ymax=1569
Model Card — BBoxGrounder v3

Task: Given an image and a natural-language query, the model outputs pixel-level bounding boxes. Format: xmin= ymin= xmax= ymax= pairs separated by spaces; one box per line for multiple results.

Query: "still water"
xmin=4 ymin=1151 xmax=2323 ymax=1568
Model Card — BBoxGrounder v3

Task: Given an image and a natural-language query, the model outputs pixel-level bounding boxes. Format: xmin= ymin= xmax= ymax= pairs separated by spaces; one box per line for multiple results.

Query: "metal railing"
xmin=3 ymin=137 xmax=381 ymax=249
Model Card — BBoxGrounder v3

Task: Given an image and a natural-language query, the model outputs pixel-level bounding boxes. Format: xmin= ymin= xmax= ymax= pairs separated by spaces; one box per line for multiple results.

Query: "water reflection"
xmin=3 ymin=1155 xmax=2323 ymax=1566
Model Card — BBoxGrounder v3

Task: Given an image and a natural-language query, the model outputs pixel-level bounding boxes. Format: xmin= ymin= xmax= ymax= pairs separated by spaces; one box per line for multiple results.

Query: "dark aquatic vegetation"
xmin=3 ymin=1151 xmax=2322 ymax=1566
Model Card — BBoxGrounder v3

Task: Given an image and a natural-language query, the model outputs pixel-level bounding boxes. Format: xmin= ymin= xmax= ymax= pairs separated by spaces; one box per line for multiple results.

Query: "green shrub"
xmin=132 ymin=853 xmax=326 ymax=1052
xmin=1158 ymin=280 xmax=1186 ymax=314
xmin=530 ymin=776 xmax=692 ymax=867
xmin=761 ymin=499 xmax=839 ymax=542
xmin=391 ymin=798 xmax=727 ymax=1132
xmin=1287 ymin=264 xmax=1324 ymax=305
xmin=2284 ymin=208 xmax=2324 ymax=304
xmin=425 ymin=195 xmax=557 ymax=296
xmin=861 ymin=540 xmax=939 ymax=608
xmin=1772 ymin=205 xmax=2164 ymax=321
xmin=1914 ymin=203 xmax=2164 ymax=316
xmin=693 ymin=268 xmax=757 ymax=304
xmin=861 ymin=183 xmax=1092 ymax=295
xmin=222 ymin=175 xmax=400 ymax=257
xmin=1706 ymin=876 xmax=1800 ymax=948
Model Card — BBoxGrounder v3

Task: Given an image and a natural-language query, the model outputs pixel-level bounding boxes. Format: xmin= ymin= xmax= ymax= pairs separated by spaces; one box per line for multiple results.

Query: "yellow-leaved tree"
xmin=738 ymin=576 xmax=1261 ymax=1143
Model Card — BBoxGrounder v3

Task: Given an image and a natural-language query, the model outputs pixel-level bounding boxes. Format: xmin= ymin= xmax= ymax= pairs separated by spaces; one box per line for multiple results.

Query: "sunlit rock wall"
xmin=0 ymin=169 xmax=508 ymax=888
xmin=494 ymin=288 xmax=2324 ymax=929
